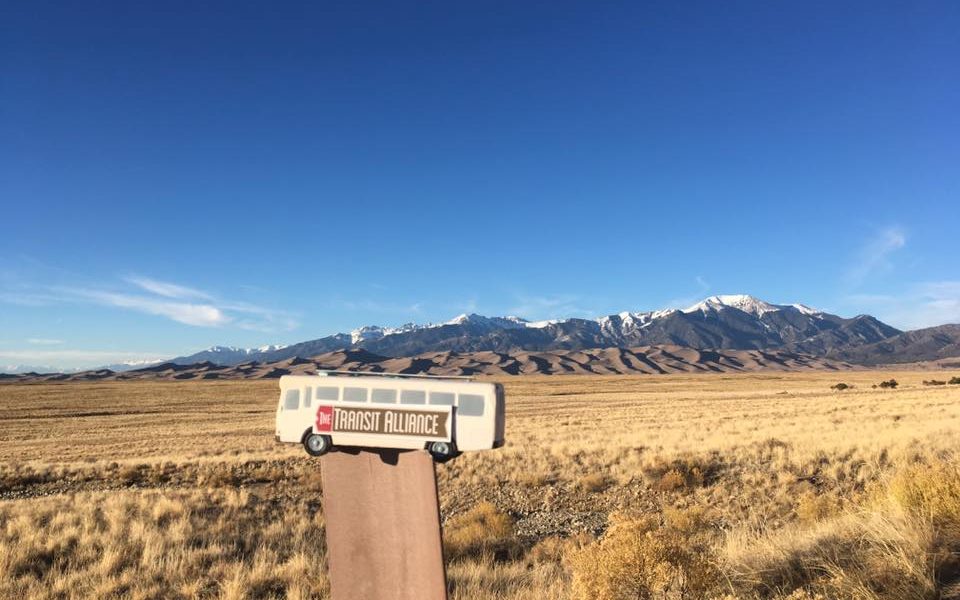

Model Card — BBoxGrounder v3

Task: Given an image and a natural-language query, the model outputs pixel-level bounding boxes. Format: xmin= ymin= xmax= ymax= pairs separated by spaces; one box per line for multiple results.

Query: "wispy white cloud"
xmin=0 ymin=290 xmax=61 ymax=306
xmin=26 ymin=338 xmax=64 ymax=345
xmin=843 ymin=280 xmax=960 ymax=330
xmin=848 ymin=226 xmax=906 ymax=286
xmin=663 ymin=276 xmax=712 ymax=309
xmin=0 ymin=276 xmax=299 ymax=332
xmin=221 ymin=300 xmax=301 ymax=332
xmin=57 ymin=286 xmax=231 ymax=327
xmin=125 ymin=276 xmax=213 ymax=301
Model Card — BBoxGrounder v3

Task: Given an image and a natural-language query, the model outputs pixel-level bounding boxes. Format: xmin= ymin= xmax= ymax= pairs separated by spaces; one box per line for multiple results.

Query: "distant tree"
xmin=831 ymin=383 xmax=851 ymax=391
xmin=879 ymin=379 xmax=899 ymax=389
xmin=949 ymin=377 xmax=960 ymax=385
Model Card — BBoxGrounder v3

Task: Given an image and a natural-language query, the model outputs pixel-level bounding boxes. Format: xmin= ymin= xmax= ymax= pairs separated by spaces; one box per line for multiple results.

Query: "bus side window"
xmin=303 ymin=387 xmax=312 ymax=408
xmin=429 ymin=392 xmax=455 ymax=406
xmin=315 ymin=386 xmax=339 ymax=402
xmin=343 ymin=387 xmax=368 ymax=403
xmin=458 ymin=394 xmax=485 ymax=416
xmin=371 ymin=389 xmax=397 ymax=404
xmin=400 ymin=390 xmax=426 ymax=405
xmin=284 ymin=389 xmax=300 ymax=410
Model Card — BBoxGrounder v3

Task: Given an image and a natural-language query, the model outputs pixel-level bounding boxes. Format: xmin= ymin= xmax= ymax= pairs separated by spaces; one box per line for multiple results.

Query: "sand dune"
xmin=4 ymin=345 xmax=855 ymax=382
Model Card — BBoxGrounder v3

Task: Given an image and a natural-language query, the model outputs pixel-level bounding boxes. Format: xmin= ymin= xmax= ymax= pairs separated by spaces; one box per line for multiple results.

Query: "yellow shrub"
xmin=794 ymin=491 xmax=840 ymax=523
xmin=570 ymin=511 xmax=720 ymax=600
xmin=444 ymin=502 xmax=516 ymax=561
xmin=888 ymin=459 xmax=960 ymax=532
xmin=577 ymin=473 xmax=611 ymax=493
xmin=657 ymin=469 xmax=686 ymax=492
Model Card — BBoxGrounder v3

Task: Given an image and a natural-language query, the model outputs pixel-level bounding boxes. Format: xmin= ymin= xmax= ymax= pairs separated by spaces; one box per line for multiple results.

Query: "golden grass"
xmin=1 ymin=370 xmax=960 ymax=598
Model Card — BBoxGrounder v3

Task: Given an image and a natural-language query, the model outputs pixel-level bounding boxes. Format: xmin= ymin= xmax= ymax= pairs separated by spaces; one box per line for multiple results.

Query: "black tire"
xmin=428 ymin=441 xmax=459 ymax=463
xmin=303 ymin=433 xmax=332 ymax=457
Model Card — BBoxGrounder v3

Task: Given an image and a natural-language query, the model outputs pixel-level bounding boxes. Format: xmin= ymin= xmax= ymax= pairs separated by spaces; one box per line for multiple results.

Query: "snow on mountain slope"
xmin=683 ymin=294 xmax=821 ymax=317
xmin=172 ymin=294 xmax=880 ymax=367
xmin=351 ymin=323 xmax=424 ymax=344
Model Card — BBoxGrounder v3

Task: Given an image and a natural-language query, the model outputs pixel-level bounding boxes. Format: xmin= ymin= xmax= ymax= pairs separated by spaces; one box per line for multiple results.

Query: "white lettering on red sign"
xmin=315 ymin=406 xmax=333 ymax=432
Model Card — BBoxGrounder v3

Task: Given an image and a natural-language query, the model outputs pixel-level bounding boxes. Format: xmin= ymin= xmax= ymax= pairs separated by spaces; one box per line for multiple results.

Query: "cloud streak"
xmin=26 ymin=338 xmax=64 ymax=345
xmin=664 ymin=276 xmax=712 ymax=310
xmin=848 ymin=226 xmax=906 ymax=286
xmin=844 ymin=280 xmax=960 ymax=330
xmin=0 ymin=275 xmax=299 ymax=332
xmin=125 ymin=276 xmax=213 ymax=301
xmin=57 ymin=286 xmax=232 ymax=327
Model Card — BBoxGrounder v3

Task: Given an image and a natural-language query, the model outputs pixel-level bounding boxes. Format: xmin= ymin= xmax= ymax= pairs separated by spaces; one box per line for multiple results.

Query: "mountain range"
xmin=171 ymin=294 xmax=919 ymax=365
xmin=6 ymin=295 xmax=960 ymax=378
xmin=4 ymin=345 xmax=856 ymax=381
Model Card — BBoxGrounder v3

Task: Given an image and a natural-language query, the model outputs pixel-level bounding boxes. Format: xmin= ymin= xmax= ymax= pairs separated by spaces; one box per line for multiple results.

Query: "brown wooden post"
xmin=320 ymin=448 xmax=448 ymax=600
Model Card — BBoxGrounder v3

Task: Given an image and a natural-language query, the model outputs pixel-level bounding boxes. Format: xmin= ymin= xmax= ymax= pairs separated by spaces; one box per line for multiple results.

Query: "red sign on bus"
xmin=315 ymin=405 xmax=334 ymax=432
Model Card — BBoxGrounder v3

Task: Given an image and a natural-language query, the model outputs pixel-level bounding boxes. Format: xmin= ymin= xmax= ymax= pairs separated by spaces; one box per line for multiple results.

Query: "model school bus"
xmin=275 ymin=371 xmax=505 ymax=462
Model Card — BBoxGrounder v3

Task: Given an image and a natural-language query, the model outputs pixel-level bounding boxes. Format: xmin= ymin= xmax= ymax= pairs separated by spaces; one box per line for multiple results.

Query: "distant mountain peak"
xmin=444 ymin=313 xmax=529 ymax=329
xmin=683 ymin=294 xmax=821 ymax=317
xmin=205 ymin=344 xmax=287 ymax=354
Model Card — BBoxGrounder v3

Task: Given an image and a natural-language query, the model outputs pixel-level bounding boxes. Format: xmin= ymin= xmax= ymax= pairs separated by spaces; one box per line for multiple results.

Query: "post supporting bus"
xmin=320 ymin=448 xmax=448 ymax=600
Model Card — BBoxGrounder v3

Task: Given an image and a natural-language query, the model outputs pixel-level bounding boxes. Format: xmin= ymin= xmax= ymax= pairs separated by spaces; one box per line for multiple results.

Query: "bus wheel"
xmin=428 ymin=441 xmax=458 ymax=463
xmin=304 ymin=433 xmax=332 ymax=457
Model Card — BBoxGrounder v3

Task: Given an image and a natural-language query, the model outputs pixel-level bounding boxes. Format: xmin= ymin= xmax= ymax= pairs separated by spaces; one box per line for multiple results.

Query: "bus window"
xmin=284 ymin=389 xmax=300 ymax=410
xmin=371 ymin=389 xmax=397 ymax=404
xmin=429 ymin=392 xmax=455 ymax=406
xmin=303 ymin=387 xmax=312 ymax=408
xmin=343 ymin=387 xmax=368 ymax=403
xmin=315 ymin=386 xmax=339 ymax=401
xmin=400 ymin=390 xmax=426 ymax=405
xmin=458 ymin=394 xmax=485 ymax=416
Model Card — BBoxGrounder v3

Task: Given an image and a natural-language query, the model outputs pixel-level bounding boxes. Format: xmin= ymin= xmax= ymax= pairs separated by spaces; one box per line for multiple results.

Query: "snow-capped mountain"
xmin=350 ymin=315 xmax=528 ymax=344
xmin=170 ymin=295 xmax=902 ymax=366
xmin=683 ymin=294 xmax=819 ymax=317
xmin=97 ymin=359 xmax=168 ymax=372
xmin=169 ymin=344 xmax=289 ymax=366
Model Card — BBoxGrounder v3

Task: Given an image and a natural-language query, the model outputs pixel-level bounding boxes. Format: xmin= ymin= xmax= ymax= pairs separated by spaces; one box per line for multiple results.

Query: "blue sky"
xmin=2 ymin=1 xmax=958 ymax=369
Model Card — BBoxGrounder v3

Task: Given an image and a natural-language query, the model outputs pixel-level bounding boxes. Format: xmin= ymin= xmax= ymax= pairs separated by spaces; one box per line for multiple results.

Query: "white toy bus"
xmin=275 ymin=371 xmax=505 ymax=462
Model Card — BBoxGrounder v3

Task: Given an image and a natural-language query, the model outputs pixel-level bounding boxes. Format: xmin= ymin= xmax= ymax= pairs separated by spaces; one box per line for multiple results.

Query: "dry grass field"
xmin=3 ymin=370 xmax=960 ymax=599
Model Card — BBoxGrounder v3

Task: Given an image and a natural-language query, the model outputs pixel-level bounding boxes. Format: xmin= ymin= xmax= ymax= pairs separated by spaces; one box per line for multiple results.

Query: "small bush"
xmin=878 ymin=379 xmax=898 ymax=389
xmin=577 ymin=473 xmax=612 ymax=493
xmin=830 ymin=383 xmax=851 ymax=391
xmin=949 ymin=377 xmax=960 ymax=385
xmin=923 ymin=380 xmax=947 ymax=386
xmin=794 ymin=490 xmax=840 ymax=523
xmin=570 ymin=511 xmax=721 ymax=600
xmin=657 ymin=469 xmax=687 ymax=492
xmin=526 ymin=533 xmax=593 ymax=566
xmin=516 ymin=472 xmax=554 ymax=487
xmin=444 ymin=502 xmax=516 ymax=561
xmin=118 ymin=464 xmax=144 ymax=485
xmin=645 ymin=455 xmax=715 ymax=492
